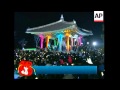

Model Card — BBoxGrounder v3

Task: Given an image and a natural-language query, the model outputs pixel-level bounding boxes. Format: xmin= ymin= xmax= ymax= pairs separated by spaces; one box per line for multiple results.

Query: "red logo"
xmin=18 ymin=60 xmax=33 ymax=76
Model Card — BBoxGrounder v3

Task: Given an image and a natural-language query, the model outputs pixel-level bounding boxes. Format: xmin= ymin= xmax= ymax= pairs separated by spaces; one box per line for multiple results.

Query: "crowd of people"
xmin=14 ymin=45 xmax=104 ymax=79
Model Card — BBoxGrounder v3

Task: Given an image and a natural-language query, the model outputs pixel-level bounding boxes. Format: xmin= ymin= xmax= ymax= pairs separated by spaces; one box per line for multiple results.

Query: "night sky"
xmin=14 ymin=12 xmax=104 ymax=48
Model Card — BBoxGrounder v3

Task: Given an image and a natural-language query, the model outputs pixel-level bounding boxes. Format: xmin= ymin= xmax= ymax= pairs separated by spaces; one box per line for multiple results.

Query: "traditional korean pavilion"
xmin=26 ymin=15 xmax=93 ymax=52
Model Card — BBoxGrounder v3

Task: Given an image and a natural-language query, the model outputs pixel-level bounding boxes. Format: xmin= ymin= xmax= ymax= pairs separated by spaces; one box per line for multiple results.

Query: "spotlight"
xmin=87 ymin=42 xmax=89 ymax=45
xmin=93 ymin=42 xmax=97 ymax=46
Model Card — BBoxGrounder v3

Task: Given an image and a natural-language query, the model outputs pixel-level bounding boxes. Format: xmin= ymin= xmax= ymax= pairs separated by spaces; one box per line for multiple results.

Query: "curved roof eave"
xmin=26 ymin=20 xmax=75 ymax=31
xmin=78 ymin=27 xmax=92 ymax=32
xmin=77 ymin=28 xmax=93 ymax=36
xmin=25 ymin=25 xmax=73 ymax=35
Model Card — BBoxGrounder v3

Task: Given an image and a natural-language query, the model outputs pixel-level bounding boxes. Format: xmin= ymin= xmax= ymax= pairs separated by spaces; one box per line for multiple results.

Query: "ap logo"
xmin=94 ymin=11 xmax=104 ymax=22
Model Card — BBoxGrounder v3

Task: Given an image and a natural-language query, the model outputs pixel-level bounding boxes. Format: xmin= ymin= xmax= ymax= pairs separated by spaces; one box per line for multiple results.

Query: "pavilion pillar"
xmin=39 ymin=34 xmax=44 ymax=49
xmin=73 ymin=38 xmax=75 ymax=46
xmin=78 ymin=35 xmax=83 ymax=46
xmin=65 ymin=33 xmax=70 ymax=52
xmin=66 ymin=36 xmax=69 ymax=52
xmin=77 ymin=37 xmax=79 ymax=46
xmin=57 ymin=34 xmax=63 ymax=52
xmin=71 ymin=37 xmax=73 ymax=51
xmin=46 ymin=35 xmax=51 ymax=48
xmin=71 ymin=37 xmax=73 ymax=47
xmin=54 ymin=38 xmax=57 ymax=46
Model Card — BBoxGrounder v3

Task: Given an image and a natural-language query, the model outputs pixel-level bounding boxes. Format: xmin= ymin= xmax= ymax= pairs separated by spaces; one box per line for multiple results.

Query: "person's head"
xmin=35 ymin=77 xmax=39 ymax=79
xmin=23 ymin=57 xmax=26 ymax=60
xmin=14 ymin=60 xmax=16 ymax=65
